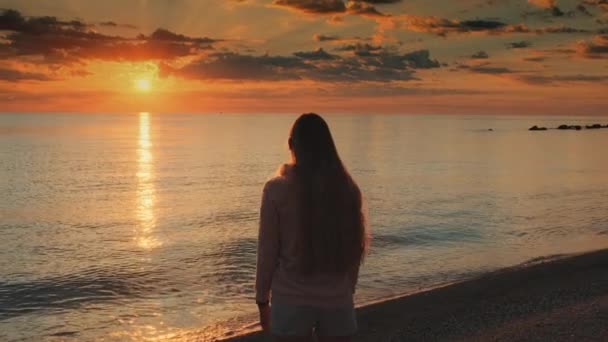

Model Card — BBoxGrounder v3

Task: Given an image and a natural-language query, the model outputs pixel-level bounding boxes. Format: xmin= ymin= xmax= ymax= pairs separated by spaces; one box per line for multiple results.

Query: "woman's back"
xmin=257 ymin=164 xmax=359 ymax=308
xmin=255 ymin=113 xmax=367 ymax=339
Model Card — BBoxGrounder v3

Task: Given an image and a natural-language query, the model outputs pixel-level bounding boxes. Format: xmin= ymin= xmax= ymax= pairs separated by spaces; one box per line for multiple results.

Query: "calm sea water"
xmin=1 ymin=113 xmax=607 ymax=341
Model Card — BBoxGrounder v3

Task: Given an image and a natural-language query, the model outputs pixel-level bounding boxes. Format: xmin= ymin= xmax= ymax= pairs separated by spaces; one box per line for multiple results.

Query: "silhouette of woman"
xmin=256 ymin=113 xmax=368 ymax=341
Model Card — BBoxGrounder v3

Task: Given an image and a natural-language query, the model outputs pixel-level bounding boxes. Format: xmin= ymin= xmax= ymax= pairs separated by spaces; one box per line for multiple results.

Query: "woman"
xmin=256 ymin=113 xmax=368 ymax=341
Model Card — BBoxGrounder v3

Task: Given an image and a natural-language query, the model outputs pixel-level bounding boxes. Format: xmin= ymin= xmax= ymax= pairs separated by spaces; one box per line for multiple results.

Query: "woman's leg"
xmin=317 ymin=336 xmax=351 ymax=342
xmin=271 ymin=302 xmax=315 ymax=341
xmin=273 ymin=335 xmax=314 ymax=342
xmin=316 ymin=305 xmax=357 ymax=342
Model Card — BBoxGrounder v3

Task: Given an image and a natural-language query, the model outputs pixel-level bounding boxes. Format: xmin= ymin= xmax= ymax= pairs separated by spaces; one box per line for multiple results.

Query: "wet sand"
xmin=222 ymin=248 xmax=608 ymax=341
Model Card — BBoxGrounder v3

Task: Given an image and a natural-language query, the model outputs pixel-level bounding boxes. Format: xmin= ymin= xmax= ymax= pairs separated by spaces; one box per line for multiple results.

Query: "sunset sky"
xmin=0 ymin=0 xmax=607 ymax=114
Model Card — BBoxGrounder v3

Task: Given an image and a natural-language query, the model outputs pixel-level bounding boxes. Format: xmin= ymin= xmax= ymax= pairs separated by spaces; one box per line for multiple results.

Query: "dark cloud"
xmin=346 ymin=1 xmax=387 ymax=17
xmin=273 ymin=0 xmax=346 ymax=14
xmin=471 ymin=51 xmax=489 ymax=59
xmin=523 ymin=56 xmax=547 ymax=62
xmin=330 ymin=84 xmax=483 ymax=97
xmin=470 ymin=66 xmax=514 ymax=74
xmin=314 ymin=34 xmax=342 ymax=41
xmin=337 ymin=43 xmax=383 ymax=56
xmin=160 ymin=52 xmax=306 ymax=81
xmin=460 ymin=19 xmax=507 ymax=30
xmin=273 ymin=0 xmax=387 ymax=17
xmin=402 ymin=15 xmax=530 ymax=36
xmin=0 ymin=8 xmax=443 ymax=84
xmin=551 ymin=6 xmax=566 ymax=16
xmin=162 ymin=46 xmax=440 ymax=83
xmin=576 ymin=4 xmax=593 ymax=16
xmin=535 ymin=26 xmax=590 ymax=34
xmin=402 ymin=14 xmax=591 ymax=36
xmin=576 ymin=35 xmax=608 ymax=58
xmin=0 ymin=9 xmax=91 ymax=33
xmin=313 ymin=34 xmax=368 ymax=43
xmin=160 ymin=52 xmax=305 ymax=81
xmin=98 ymin=21 xmax=137 ymax=29
xmin=99 ymin=21 xmax=118 ymax=27
xmin=460 ymin=59 xmax=608 ymax=84
xmin=294 ymin=48 xmax=336 ymax=59
xmin=457 ymin=64 xmax=516 ymax=74
xmin=550 ymin=47 xmax=578 ymax=54
xmin=353 ymin=0 xmax=401 ymax=3
xmin=0 ymin=67 xmax=53 ymax=82
xmin=143 ymin=28 xmax=218 ymax=45
xmin=508 ymin=41 xmax=532 ymax=48
xmin=0 ymin=9 xmax=220 ymax=64
xmin=309 ymin=60 xmax=417 ymax=82
xmin=350 ymin=47 xmax=440 ymax=68
xmin=518 ymin=74 xmax=608 ymax=84
xmin=400 ymin=50 xmax=441 ymax=68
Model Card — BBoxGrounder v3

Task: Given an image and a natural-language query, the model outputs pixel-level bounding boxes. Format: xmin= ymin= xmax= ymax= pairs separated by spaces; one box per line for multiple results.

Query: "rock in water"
xmin=529 ymin=125 xmax=547 ymax=131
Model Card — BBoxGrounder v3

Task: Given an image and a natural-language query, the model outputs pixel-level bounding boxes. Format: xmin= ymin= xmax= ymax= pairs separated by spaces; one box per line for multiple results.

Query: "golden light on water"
xmin=136 ymin=112 xmax=161 ymax=249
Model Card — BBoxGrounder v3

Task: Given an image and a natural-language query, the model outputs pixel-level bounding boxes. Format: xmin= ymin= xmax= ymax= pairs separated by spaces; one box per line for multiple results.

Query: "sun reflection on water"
xmin=136 ymin=112 xmax=161 ymax=250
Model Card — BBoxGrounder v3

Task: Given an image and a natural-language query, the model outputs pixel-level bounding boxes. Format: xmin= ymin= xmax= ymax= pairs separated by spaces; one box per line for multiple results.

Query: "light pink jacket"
xmin=255 ymin=164 xmax=361 ymax=308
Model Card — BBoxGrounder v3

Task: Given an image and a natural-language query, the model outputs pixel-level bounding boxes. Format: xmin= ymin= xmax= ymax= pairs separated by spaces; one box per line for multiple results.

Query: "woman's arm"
xmin=255 ymin=181 xmax=280 ymax=304
xmin=348 ymin=262 xmax=360 ymax=294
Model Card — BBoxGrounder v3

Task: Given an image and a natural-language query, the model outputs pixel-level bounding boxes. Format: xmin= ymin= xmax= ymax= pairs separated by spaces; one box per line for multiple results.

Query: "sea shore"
xmin=222 ymin=248 xmax=608 ymax=341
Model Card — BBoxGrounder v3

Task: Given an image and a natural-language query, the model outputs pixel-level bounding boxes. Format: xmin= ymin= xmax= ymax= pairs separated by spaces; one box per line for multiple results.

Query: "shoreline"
xmin=220 ymin=248 xmax=608 ymax=341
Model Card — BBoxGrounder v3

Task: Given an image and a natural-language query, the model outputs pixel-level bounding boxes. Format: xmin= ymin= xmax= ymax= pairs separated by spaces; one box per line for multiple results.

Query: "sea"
xmin=1 ymin=113 xmax=607 ymax=341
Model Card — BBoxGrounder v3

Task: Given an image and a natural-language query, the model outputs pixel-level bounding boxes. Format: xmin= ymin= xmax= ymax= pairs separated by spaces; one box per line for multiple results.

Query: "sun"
xmin=135 ymin=78 xmax=152 ymax=92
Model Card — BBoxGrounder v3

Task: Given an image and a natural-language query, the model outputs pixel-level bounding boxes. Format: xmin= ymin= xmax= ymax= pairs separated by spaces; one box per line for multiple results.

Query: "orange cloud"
xmin=576 ymin=34 xmax=608 ymax=58
xmin=528 ymin=0 xmax=557 ymax=9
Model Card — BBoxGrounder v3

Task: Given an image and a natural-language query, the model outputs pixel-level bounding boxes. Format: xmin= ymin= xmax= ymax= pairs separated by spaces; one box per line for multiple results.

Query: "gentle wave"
xmin=0 ymin=267 xmax=157 ymax=320
xmin=2 ymin=113 xmax=608 ymax=341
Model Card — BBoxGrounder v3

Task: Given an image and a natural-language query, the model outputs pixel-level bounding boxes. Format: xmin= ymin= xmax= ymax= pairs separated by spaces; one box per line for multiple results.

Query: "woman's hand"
xmin=258 ymin=304 xmax=271 ymax=332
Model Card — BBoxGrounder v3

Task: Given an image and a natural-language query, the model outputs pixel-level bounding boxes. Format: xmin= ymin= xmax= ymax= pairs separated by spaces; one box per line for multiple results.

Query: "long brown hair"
xmin=289 ymin=113 xmax=366 ymax=275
